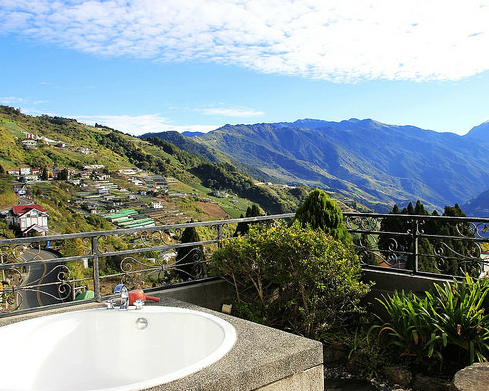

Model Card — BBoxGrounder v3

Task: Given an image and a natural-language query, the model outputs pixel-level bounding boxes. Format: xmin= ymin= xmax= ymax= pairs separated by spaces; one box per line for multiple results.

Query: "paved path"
xmin=20 ymin=247 xmax=65 ymax=309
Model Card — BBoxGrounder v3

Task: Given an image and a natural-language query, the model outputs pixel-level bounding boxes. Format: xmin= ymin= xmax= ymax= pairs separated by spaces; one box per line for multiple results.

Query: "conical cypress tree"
xmin=233 ymin=204 xmax=264 ymax=236
xmin=294 ymin=188 xmax=351 ymax=245
xmin=175 ymin=225 xmax=203 ymax=280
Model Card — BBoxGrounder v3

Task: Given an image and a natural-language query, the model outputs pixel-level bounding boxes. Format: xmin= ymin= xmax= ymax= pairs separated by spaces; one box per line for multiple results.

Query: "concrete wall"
xmin=154 ymin=271 xmax=455 ymax=322
xmin=362 ymin=268 xmax=459 ymax=318
xmin=147 ymin=278 xmax=235 ymax=312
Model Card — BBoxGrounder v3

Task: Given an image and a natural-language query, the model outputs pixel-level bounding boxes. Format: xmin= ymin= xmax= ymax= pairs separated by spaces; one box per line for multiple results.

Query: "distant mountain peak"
xmin=136 ymin=116 xmax=489 ymax=213
xmin=182 ymin=131 xmax=205 ymax=137
xmin=169 ymin=118 xmax=489 ymax=212
xmin=273 ymin=117 xmax=389 ymax=131
xmin=465 ymin=120 xmax=489 ymax=142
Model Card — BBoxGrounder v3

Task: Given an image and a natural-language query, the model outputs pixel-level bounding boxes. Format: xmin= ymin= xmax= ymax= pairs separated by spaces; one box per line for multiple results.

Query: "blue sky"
xmin=1 ymin=0 xmax=489 ymax=136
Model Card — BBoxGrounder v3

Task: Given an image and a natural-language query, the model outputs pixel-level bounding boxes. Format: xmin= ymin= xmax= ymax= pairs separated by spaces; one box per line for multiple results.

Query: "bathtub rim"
xmin=0 ymin=305 xmax=237 ymax=391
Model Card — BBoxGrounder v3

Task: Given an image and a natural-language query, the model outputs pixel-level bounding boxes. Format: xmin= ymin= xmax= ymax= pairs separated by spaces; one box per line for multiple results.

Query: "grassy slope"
xmin=0 ymin=174 xmax=17 ymax=209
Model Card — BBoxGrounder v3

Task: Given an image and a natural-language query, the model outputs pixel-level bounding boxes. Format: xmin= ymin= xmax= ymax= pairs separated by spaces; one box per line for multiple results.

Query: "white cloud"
xmin=195 ymin=106 xmax=265 ymax=117
xmin=2 ymin=0 xmax=489 ymax=81
xmin=75 ymin=114 xmax=218 ymax=136
xmin=0 ymin=96 xmax=25 ymax=105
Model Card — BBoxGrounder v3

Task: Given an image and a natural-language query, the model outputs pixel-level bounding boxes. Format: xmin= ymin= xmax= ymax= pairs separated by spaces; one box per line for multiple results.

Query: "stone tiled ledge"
xmin=157 ymin=297 xmax=323 ymax=391
xmin=0 ymin=301 xmax=101 ymax=327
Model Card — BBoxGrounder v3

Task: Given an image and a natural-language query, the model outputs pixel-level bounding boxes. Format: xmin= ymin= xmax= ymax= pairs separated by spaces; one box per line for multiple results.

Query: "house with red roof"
xmin=9 ymin=205 xmax=49 ymax=236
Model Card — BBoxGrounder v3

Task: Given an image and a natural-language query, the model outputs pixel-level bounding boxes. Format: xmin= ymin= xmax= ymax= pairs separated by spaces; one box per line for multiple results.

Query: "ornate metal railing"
xmin=346 ymin=212 xmax=489 ymax=277
xmin=1 ymin=211 xmax=489 ymax=316
xmin=0 ymin=213 xmax=293 ymax=315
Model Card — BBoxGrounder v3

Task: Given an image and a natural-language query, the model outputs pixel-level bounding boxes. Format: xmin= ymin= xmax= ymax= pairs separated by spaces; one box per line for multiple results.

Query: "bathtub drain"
xmin=135 ymin=317 xmax=148 ymax=330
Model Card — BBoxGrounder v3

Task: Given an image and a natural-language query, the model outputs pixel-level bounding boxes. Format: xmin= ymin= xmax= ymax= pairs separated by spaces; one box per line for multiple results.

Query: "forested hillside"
xmin=140 ymin=131 xmax=277 ymax=183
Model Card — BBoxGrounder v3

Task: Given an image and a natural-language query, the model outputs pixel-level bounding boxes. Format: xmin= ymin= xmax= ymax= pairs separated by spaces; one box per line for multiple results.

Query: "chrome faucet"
xmin=114 ymin=283 xmax=129 ymax=309
xmin=105 ymin=298 xmax=115 ymax=309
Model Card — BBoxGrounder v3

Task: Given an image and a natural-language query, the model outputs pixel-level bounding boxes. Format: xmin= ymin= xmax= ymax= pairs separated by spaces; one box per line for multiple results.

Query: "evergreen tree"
xmin=234 ymin=214 xmax=248 ymax=236
xmin=294 ymin=188 xmax=351 ymax=245
xmin=406 ymin=201 xmax=415 ymax=215
xmin=414 ymin=200 xmax=429 ymax=215
xmin=41 ymin=167 xmax=49 ymax=180
xmin=354 ymin=233 xmax=379 ymax=265
xmin=57 ymin=168 xmax=69 ymax=181
xmin=380 ymin=200 xmax=437 ymax=272
xmin=233 ymin=204 xmax=264 ymax=236
xmin=437 ymin=204 xmax=478 ymax=276
xmin=379 ymin=203 xmax=408 ymax=265
xmin=175 ymin=225 xmax=204 ymax=280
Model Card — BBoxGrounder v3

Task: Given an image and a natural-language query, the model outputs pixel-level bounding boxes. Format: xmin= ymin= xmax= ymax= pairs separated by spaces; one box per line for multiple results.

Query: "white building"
xmin=22 ymin=139 xmax=37 ymax=149
xmin=9 ymin=205 xmax=49 ymax=236
xmin=19 ymin=167 xmax=31 ymax=175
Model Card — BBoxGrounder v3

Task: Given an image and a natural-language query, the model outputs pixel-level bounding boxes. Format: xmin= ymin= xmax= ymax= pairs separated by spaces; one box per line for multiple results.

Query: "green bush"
xmin=371 ymin=274 xmax=489 ymax=372
xmin=211 ymin=221 xmax=370 ymax=339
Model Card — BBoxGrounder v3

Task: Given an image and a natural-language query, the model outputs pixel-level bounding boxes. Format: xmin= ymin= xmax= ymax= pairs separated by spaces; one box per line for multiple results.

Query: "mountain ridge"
xmin=144 ymin=118 xmax=489 ymax=213
xmin=464 ymin=120 xmax=489 ymax=142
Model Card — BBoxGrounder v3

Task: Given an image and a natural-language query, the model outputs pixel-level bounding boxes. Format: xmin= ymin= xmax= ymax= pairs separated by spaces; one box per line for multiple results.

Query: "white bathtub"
xmin=0 ymin=306 xmax=237 ymax=391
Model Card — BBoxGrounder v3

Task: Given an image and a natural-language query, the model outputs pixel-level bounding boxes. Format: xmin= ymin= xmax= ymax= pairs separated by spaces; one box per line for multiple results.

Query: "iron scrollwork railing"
xmin=0 ymin=213 xmax=294 ymax=315
xmin=1 ymin=211 xmax=489 ymax=316
xmin=345 ymin=212 xmax=489 ymax=278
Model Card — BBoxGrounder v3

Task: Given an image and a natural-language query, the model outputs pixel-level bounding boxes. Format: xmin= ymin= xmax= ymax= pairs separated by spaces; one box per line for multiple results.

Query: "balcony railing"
xmin=346 ymin=212 xmax=489 ymax=277
xmin=1 ymin=212 xmax=488 ymax=316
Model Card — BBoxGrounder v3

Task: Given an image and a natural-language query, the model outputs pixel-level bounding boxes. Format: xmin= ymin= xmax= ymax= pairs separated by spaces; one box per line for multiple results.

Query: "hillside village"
xmin=3 ymin=160 xmax=366 ymax=238
xmin=2 ymin=162 xmax=240 ymax=236
xmin=0 ymin=112 xmax=239 ymax=236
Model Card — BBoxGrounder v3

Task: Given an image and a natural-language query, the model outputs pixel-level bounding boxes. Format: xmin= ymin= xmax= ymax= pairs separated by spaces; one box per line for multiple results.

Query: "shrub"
xmin=211 ymin=221 xmax=370 ymax=339
xmin=371 ymin=274 xmax=489 ymax=373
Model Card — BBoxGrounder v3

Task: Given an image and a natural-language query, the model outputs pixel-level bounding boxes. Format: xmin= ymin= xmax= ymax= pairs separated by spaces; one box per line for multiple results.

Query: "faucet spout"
xmin=114 ymin=283 xmax=129 ymax=309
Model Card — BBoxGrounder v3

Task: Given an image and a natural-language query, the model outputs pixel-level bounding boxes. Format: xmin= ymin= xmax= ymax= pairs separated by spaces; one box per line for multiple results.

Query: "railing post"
xmin=412 ymin=218 xmax=419 ymax=274
xmin=92 ymin=236 xmax=101 ymax=302
xmin=217 ymin=224 xmax=224 ymax=248
xmin=14 ymin=286 xmax=19 ymax=310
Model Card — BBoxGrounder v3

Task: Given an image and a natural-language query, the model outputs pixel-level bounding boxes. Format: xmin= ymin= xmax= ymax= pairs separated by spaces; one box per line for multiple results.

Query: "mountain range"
xmin=142 ymin=118 xmax=489 ymax=213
